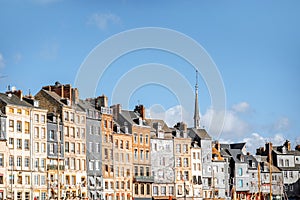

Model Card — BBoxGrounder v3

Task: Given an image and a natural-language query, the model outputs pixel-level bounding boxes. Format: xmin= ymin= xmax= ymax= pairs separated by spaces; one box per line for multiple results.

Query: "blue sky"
xmin=0 ymin=0 xmax=300 ymax=152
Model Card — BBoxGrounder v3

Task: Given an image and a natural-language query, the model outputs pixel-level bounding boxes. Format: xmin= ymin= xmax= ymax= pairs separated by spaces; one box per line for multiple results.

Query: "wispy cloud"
xmin=232 ymin=102 xmax=250 ymax=113
xmin=0 ymin=53 xmax=5 ymax=68
xmin=87 ymin=12 xmax=121 ymax=30
xmin=272 ymin=117 xmax=290 ymax=132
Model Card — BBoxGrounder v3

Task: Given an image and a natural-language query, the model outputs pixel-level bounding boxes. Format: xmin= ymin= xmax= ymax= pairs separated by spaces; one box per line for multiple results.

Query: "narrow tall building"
xmin=194 ymin=70 xmax=200 ymax=129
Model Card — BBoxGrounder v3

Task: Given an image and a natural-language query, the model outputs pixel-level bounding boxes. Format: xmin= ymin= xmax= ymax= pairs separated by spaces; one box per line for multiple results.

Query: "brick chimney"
xmin=96 ymin=95 xmax=108 ymax=108
xmin=6 ymin=88 xmax=23 ymax=100
xmin=284 ymin=140 xmax=291 ymax=151
xmin=134 ymin=104 xmax=145 ymax=120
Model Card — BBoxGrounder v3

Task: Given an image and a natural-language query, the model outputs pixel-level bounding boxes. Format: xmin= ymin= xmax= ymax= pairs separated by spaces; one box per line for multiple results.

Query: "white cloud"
xmin=146 ymin=104 xmax=193 ymax=128
xmin=0 ymin=53 xmax=5 ymax=68
xmin=241 ymin=132 xmax=285 ymax=154
xmin=232 ymin=102 xmax=250 ymax=113
xmin=201 ymin=106 xmax=250 ymax=139
xmin=88 ymin=12 xmax=121 ymax=30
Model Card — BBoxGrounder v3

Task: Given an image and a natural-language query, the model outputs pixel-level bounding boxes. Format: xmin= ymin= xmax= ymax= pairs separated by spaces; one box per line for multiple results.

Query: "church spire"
xmin=194 ymin=70 xmax=200 ymax=129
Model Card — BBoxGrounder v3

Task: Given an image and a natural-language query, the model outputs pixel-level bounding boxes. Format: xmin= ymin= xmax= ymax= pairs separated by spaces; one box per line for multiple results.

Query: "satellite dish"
xmin=11 ymin=86 xmax=16 ymax=92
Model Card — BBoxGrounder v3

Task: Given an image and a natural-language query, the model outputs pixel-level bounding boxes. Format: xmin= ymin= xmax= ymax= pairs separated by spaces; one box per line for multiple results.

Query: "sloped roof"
xmin=0 ymin=93 xmax=32 ymax=108
xmin=145 ymin=118 xmax=171 ymax=132
xmin=40 ymin=89 xmax=85 ymax=112
xmin=188 ymin=128 xmax=211 ymax=140
xmin=230 ymin=143 xmax=246 ymax=150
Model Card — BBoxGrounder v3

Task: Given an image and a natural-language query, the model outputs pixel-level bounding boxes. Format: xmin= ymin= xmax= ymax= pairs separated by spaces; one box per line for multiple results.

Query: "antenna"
xmin=196 ymin=70 xmax=198 ymax=84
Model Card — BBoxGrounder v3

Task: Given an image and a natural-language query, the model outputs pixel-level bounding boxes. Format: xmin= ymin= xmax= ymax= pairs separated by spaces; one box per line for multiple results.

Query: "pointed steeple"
xmin=194 ymin=70 xmax=200 ymax=129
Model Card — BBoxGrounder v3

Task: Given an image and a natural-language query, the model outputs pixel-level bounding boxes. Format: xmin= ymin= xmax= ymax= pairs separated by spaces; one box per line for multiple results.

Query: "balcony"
xmin=47 ymin=164 xmax=65 ymax=171
xmin=133 ymin=176 xmax=154 ymax=183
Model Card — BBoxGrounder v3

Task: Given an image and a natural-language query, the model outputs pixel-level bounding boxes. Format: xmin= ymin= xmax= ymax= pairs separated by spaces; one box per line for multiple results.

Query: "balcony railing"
xmin=47 ymin=164 xmax=65 ymax=171
xmin=133 ymin=176 xmax=154 ymax=183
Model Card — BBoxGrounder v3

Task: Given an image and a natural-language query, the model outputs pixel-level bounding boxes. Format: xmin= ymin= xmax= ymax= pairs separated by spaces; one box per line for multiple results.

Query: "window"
xmin=0 ymin=154 xmax=3 ymax=167
xmin=141 ymin=184 xmax=144 ymax=195
xmin=17 ymin=108 xmax=22 ymax=114
xmin=9 ymin=138 xmax=14 ymax=147
xmin=169 ymin=186 xmax=174 ymax=195
xmin=65 ymin=142 xmax=69 ymax=153
xmin=184 ymin=171 xmax=189 ymax=181
xmin=134 ymin=149 xmax=138 ymax=160
xmin=70 ymin=142 xmax=75 ymax=153
xmin=140 ymin=167 xmax=144 ymax=176
xmin=176 ymin=144 xmax=181 ymax=153
xmin=41 ymin=115 xmax=45 ymax=123
xmin=134 ymin=166 xmax=138 ymax=176
xmin=146 ymin=150 xmax=149 ymax=160
xmin=89 ymin=161 xmax=93 ymax=170
xmin=183 ymin=158 xmax=188 ymax=167
xmin=153 ymin=186 xmax=158 ymax=195
xmin=17 ymin=157 xmax=22 ymax=167
xmin=134 ymin=184 xmax=138 ymax=195
xmin=41 ymin=143 xmax=46 ymax=153
xmin=290 ymin=171 xmax=293 ymax=178
xmin=134 ymin=133 xmax=138 ymax=143
xmin=34 ymin=175 xmax=39 ymax=185
xmin=9 ymin=108 xmax=14 ymax=113
xmin=238 ymin=168 xmax=243 ymax=176
xmin=176 ymin=158 xmax=181 ymax=167
xmin=9 ymin=120 xmax=14 ymax=131
xmin=177 ymin=185 xmax=182 ymax=195
xmin=34 ymin=114 xmax=39 ymax=122
xmin=145 ymin=134 xmax=149 ymax=144
xmin=41 ymin=159 xmax=45 ymax=168
xmin=17 ymin=139 xmax=22 ymax=149
xmin=140 ymin=134 xmax=143 ymax=144
xmin=140 ymin=150 xmax=144 ymax=160
xmin=161 ymin=186 xmax=166 ymax=195
xmin=25 ymin=157 xmax=30 ymax=168
xmin=25 ymin=122 xmax=29 ymax=133
xmin=17 ymin=121 xmax=22 ymax=132
xmin=238 ymin=179 xmax=243 ymax=187
xmin=35 ymin=142 xmax=39 ymax=153
xmin=49 ymin=130 xmax=54 ymax=140
xmin=35 ymin=158 xmax=39 ymax=168
xmin=64 ymin=111 xmax=69 ymax=121
xmin=183 ymin=144 xmax=188 ymax=153
xmin=9 ymin=175 xmax=14 ymax=184
xmin=34 ymin=127 xmax=39 ymax=138
xmin=285 ymin=159 xmax=290 ymax=167
xmin=120 ymin=140 xmax=123 ymax=149
xmin=41 ymin=128 xmax=46 ymax=139
xmin=41 ymin=175 xmax=46 ymax=185
xmin=81 ymin=128 xmax=85 ymax=138
xmin=126 ymin=141 xmax=129 ymax=149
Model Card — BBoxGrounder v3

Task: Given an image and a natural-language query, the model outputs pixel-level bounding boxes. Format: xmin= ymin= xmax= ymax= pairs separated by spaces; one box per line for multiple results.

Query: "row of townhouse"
xmin=0 ymin=81 xmax=299 ymax=200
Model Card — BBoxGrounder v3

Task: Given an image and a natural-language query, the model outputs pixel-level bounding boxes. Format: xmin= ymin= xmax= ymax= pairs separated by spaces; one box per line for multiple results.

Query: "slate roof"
xmin=188 ymin=128 xmax=211 ymax=140
xmin=145 ymin=119 xmax=171 ymax=132
xmin=120 ymin=110 xmax=148 ymax=126
xmin=0 ymin=93 xmax=32 ymax=108
xmin=230 ymin=143 xmax=246 ymax=150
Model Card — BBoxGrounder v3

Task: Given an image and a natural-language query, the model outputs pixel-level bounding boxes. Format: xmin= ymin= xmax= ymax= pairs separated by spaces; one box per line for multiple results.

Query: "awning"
xmin=89 ymin=177 xmax=95 ymax=185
